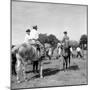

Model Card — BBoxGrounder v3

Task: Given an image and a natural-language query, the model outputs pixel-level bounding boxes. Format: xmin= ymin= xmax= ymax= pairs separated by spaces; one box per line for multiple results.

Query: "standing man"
xmin=76 ymin=46 xmax=82 ymax=58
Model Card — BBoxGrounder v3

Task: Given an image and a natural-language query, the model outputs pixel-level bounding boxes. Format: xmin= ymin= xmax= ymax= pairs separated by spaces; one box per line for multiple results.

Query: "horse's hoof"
xmin=40 ymin=76 xmax=43 ymax=78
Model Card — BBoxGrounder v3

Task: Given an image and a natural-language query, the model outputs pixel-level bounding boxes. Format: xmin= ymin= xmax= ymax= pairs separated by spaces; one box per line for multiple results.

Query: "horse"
xmin=11 ymin=46 xmax=17 ymax=75
xmin=61 ymin=42 xmax=71 ymax=71
xmin=11 ymin=42 xmax=44 ymax=83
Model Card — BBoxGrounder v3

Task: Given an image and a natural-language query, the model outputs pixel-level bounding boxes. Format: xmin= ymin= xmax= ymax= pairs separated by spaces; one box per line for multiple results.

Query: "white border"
xmin=0 ymin=0 xmax=89 ymax=90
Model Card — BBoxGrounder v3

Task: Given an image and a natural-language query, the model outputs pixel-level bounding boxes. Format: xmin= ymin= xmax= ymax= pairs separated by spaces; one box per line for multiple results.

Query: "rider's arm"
xmin=24 ymin=34 xmax=30 ymax=43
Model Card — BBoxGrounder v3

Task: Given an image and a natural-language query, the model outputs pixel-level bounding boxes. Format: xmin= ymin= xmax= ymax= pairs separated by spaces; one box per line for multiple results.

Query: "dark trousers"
xmin=77 ymin=51 xmax=82 ymax=58
xmin=33 ymin=61 xmax=38 ymax=72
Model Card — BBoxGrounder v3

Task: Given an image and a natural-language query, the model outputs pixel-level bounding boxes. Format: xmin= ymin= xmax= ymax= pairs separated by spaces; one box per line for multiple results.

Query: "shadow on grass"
xmin=30 ymin=68 xmax=60 ymax=80
xmin=43 ymin=61 xmax=51 ymax=64
xmin=67 ymin=65 xmax=80 ymax=70
xmin=26 ymin=70 xmax=33 ymax=73
xmin=28 ymin=65 xmax=79 ymax=81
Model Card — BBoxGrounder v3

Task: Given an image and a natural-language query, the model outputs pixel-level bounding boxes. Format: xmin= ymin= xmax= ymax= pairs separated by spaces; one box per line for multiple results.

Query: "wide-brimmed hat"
xmin=63 ymin=31 xmax=67 ymax=34
xmin=33 ymin=25 xmax=38 ymax=30
xmin=26 ymin=29 xmax=30 ymax=32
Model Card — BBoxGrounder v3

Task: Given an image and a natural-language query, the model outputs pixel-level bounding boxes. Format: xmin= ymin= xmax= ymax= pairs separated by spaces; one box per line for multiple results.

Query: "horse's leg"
xmin=68 ymin=55 xmax=70 ymax=67
xmin=22 ymin=63 xmax=27 ymax=82
xmin=33 ymin=61 xmax=35 ymax=73
xmin=12 ymin=64 xmax=14 ymax=75
xmin=36 ymin=61 xmax=38 ymax=72
xmin=23 ymin=67 xmax=27 ymax=81
xmin=65 ymin=58 xmax=67 ymax=69
xmin=63 ymin=57 xmax=65 ymax=71
xmin=65 ymin=56 xmax=68 ymax=70
xmin=16 ymin=72 xmax=20 ymax=83
xmin=38 ymin=61 xmax=40 ymax=73
xmin=39 ymin=61 xmax=43 ymax=78
xmin=47 ymin=54 xmax=50 ymax=60
xmin=49 ymin=55 xmax=51 ymax=60
xmin=16 ymin=65 xmax=20 ymax=83
xmin=12 ymin=62 xmax=17 ymax=76
xmin=80 ymin=52 xmax=83 ymax=59
xmin=34 ymin=61 xmax=37 ymax=72
xmin=15 ymin=54 xmax=21 ymax=83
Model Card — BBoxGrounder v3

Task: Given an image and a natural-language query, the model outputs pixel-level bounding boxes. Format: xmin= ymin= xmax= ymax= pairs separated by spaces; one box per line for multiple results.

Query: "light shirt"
xmin=62 ymin=35 xmax=69 ymax=43
xmin=29 ymin=29 xmax=39 ymax=40
xmin=70 ymin=47 xmax=73 ymax=52
xmin=24 ymin=34 xmax=31 ymax=43
xmin=62 ymin=35 xmax=69 ymax=48
xmin=77 ymin=47 xmax=81 ymax=52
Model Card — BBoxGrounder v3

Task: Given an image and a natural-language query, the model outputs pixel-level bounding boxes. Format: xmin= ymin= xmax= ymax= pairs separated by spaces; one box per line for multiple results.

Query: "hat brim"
xmin=64 ymin=32 xmax=67 ymax=34
xmin=26 ymin=29 xmax=30 ymax=32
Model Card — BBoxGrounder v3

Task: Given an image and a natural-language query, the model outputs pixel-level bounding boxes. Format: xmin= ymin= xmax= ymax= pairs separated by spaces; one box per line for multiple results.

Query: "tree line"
xmin=12 ymin=33 xmax=87 ymax=50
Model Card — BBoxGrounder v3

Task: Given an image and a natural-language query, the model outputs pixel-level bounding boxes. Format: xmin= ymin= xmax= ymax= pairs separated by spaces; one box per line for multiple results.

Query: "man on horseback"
xmin=62 ymin=31 xmax=70 ymax=54
xmin=24 ymin=29 xmax=31 ymax=43
xmin=61 ymin=31 xmax=71 ymax=70
xmin=24 ymin=25 xmax=41 ymax=51
xmin=62 ymin=31 xmax=69 ymax=46
xmin=24 ymin=25 xmax=42 ymax=73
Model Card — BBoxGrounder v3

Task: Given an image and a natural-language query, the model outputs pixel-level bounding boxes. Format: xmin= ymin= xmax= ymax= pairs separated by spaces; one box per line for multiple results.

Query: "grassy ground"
xmin=11 ymin=51 xmax=88 ymax=89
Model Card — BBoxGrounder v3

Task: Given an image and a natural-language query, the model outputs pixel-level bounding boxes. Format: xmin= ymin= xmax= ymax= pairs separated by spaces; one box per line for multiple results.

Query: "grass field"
xmin=11 ymin=50 xmax=88 ymax=89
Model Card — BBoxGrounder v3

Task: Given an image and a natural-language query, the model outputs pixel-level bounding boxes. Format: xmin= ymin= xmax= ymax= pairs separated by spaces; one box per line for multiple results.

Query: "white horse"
xmin=12 ymin=43 xmax=44 ymax=83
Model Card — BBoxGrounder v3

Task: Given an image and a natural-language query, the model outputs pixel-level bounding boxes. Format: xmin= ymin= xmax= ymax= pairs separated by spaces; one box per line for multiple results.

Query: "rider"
xmin=24 ymin=29 xmax=31 ymax=44
xmin=30 ymin=25 xmax=41 ymax=51
xmin=24 ymin=25 xmax=42 ymax=73
xmin=29 ymin=25 xmax=39 ymax=44
xmin=24 ymin=25 xmax=41 ymax=51
xmin=62 ymin=31 xmax=70 ymax=48
xmin=61 ymin=31 xmax=70 ymax=56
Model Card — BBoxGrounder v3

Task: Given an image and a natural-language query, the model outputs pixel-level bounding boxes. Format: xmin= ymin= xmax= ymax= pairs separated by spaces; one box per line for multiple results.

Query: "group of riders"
xmin=11 ymin=25 xmax=83 ymax=83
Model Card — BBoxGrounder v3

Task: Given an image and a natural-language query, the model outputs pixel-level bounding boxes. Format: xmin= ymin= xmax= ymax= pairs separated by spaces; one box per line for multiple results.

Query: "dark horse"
xmin=61 ymin=44 xmax=71 ymax=71
xmin=11 ymin=45 xmax=17 ymax=75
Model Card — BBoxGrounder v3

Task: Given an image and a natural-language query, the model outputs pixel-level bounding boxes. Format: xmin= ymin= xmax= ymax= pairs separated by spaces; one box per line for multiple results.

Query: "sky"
xmin=12 ymin=1 xmax=87 ymax=45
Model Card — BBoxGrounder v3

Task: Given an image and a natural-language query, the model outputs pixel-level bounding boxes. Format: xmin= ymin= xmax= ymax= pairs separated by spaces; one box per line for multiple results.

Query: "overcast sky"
xmin=12 ymin=1 xmax=87 ymax=45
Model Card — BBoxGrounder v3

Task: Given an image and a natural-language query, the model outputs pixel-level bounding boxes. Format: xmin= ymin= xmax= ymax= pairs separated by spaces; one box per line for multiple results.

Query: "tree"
xmin=38 ymin=33 xmax=60 ymax=55
xmin=38 ymin=33 xmax=59 ymax=48
xmin=48 ymin=34 xmax=59 ymax=48
xmin=79 ymin=34 xmax=87 ymax=49
xmin=38 ymin=33 xmax=49 ymax=45
xmin=69 ymin=40 xmax=79 ymax=48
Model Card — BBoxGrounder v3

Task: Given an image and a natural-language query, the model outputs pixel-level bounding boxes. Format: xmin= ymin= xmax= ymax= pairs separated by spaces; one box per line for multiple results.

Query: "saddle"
xmin=26 ymin=39 xmax=41 ymax=52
